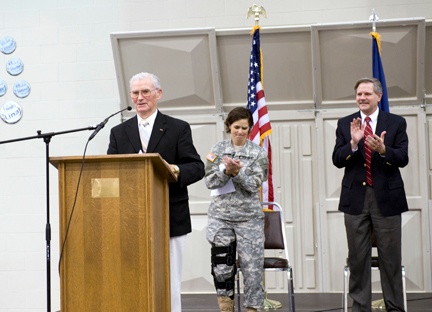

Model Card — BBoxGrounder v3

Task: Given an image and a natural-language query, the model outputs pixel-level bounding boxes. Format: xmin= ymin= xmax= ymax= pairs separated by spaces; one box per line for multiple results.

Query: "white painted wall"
xmin=0 ymin=1 xmax=431 ymax=311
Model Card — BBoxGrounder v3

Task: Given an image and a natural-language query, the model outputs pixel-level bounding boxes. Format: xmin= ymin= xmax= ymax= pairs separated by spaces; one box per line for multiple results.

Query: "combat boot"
xmin=217 ymin=296 xmax=234 ymax=312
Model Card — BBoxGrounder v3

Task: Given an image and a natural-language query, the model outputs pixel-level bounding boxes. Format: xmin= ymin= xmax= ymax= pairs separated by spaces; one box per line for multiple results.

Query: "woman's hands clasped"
xmin=223 ymin=156 xmax=243 ymax=177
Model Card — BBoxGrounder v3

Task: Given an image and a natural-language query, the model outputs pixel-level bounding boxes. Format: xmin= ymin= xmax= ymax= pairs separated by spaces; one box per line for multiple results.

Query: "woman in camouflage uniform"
xmin=204 ymin=107 xmax=268 ymax=312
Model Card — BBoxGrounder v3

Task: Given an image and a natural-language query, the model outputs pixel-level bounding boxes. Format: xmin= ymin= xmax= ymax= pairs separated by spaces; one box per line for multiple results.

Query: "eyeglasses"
xmin=130 ymin=88 xmax=158 ymax=99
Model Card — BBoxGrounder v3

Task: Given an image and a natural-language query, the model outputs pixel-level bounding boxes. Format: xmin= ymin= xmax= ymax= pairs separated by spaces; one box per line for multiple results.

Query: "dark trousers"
xmin=344 ymin=186 xmax=405 ymax=312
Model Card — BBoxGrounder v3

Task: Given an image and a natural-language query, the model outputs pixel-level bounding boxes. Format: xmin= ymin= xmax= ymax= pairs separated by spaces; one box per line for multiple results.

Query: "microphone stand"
xmin=0 ymin=125 xmax=96 ymax=312
xmin=0 ymin=106 xmax=130 ymax=311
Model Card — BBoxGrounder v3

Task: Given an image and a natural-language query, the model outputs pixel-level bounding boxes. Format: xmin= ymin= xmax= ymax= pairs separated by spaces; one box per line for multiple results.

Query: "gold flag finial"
xmin=247 ymin=4 xmax=267 ymax=26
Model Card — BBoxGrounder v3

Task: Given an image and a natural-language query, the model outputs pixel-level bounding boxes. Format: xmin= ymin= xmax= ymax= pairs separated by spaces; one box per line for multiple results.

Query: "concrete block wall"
xmin=0 ymin=0 xmax=431 ymax=310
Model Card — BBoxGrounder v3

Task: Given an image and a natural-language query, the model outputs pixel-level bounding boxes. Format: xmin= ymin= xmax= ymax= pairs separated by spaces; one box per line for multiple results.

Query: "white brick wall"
xmin=0 ymin=0 xmax=431 ymax=310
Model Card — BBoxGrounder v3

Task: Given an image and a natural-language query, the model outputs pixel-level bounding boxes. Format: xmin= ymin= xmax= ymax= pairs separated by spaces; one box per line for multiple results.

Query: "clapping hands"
xmin=223 ymin=156 xmax=243 ymax=177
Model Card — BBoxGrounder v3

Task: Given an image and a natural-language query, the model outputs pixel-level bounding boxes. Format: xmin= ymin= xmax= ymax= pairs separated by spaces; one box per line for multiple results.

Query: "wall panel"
xmin=111 ymin=19 xmax=432 ymax=294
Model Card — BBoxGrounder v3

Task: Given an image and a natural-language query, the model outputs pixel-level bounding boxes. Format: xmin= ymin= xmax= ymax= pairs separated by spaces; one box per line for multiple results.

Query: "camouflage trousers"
xmin=207 ymin=216 xmax=265 ymax=309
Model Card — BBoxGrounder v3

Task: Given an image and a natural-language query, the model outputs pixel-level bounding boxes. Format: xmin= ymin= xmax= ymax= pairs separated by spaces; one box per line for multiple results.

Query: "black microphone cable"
xmin=58 ymin=106 xmax=132 ymax=274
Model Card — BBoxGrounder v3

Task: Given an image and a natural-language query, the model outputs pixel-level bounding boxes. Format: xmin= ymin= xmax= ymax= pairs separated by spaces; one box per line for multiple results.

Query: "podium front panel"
xmin=51 ymin=155 xmax=171 ymax=312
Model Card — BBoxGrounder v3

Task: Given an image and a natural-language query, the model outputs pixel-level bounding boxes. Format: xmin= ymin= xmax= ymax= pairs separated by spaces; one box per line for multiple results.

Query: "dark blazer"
xmin=107 ymin=110 xmax=205 ymax=237
xmin=332 ymin=110 xmax=409 ymax=216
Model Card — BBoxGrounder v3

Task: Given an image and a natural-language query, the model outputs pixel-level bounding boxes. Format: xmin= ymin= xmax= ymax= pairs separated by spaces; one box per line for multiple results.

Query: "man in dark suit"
xmin=332 ymin=77 xmax=408 ymax=311
xmin=107 ymin=72 xmax=205 ymax=312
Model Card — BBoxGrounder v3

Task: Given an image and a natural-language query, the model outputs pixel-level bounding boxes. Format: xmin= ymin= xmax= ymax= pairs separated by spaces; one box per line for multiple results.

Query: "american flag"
xmin=247 ymin=26 xmax=274 ymax=203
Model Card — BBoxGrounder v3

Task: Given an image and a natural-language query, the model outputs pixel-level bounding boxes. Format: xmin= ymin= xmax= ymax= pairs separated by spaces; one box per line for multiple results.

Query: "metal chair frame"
xmin=236 ymin=201 xmax=295 ymax=311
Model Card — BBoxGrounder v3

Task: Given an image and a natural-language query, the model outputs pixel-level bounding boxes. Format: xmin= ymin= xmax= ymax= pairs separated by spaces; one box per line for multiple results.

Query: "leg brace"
xmin=211 ymin=241 xmax=237 ymax=298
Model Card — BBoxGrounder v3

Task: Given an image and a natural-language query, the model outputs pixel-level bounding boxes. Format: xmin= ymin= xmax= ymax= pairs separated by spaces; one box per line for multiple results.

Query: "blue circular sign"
xmin=13 ymin=80 xmax=31 ymax=98
xmin=6 ymin=57 xmax=24 ymax=76
xmin=0 ymin=101 xmax=23 ymax=124
xmin=0 ymin=36 xmax=17 ymax=54
xmin=0 ymin=80 xmax=7 ymax=97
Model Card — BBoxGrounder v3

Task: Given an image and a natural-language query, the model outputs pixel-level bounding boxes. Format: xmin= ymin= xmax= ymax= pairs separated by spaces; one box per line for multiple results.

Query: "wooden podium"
xmin=50 ymin=154 xmax=176 ymax=312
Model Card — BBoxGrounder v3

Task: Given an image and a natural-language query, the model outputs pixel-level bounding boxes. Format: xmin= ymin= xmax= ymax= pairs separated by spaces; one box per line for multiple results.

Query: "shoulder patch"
xmin=206 ymin=152 xmax=217 ymax=162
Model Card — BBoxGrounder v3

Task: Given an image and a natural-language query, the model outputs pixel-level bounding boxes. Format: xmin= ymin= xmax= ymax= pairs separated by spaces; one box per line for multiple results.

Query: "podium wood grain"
xmin=50 ymin=154 xmax=176 ymax=312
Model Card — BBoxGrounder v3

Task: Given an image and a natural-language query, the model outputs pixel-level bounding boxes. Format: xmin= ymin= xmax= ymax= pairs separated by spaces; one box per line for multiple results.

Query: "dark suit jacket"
xmin=107 ymin=110 xmax=205 ymax=237
xmin=332 ymin=110 xmax=409 ymax=216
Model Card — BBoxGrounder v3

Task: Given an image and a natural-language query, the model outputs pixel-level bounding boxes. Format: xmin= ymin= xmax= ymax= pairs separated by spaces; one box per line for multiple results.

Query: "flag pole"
xmin=369 ymin=8 xmax=382 ymax=52
xmin=369 ymin=8 xmax=390 ymax=112
xmin=246 ymin=7 xmax=281 ymax=311
xmin=368 ymin=10 xmax=388 ymax=311
xmin=369 ymin=8 xmax=382 ymax=55
xmin=369 ymin=8 xmax=379 ymax=32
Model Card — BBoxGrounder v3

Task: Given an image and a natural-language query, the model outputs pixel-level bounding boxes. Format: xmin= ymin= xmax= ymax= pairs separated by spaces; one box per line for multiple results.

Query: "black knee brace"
xmin=211 ymin=241 xmax=236 ymax=298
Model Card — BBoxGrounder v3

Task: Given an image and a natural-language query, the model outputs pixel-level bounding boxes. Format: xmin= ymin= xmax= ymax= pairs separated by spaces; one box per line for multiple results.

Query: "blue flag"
xmin=371 ymin=32 xmax=389 ymax=112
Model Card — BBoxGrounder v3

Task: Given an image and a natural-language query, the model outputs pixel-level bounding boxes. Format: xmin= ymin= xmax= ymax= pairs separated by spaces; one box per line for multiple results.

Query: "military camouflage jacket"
xmin=204 ymin=139 xmax=268 ymax=221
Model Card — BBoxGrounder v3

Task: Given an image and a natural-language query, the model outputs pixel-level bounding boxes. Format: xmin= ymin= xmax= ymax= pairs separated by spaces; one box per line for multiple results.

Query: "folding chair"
xmin=343 ymin=230 xmax=407 ymax=311
xmin=236 ymin=202 xmax=295 ymax=311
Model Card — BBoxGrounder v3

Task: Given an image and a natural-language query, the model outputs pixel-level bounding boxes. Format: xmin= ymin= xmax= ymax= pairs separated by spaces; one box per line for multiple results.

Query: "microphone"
xmin=88 ymin=106 xmax=132 ymax=141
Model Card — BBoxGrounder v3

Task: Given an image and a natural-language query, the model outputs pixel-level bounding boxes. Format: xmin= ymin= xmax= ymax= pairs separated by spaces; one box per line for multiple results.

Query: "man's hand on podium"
xmin=162 ymin=159 xmax=180 ymax=177
xmin=170 ymin=164 xmax=180 ymax=176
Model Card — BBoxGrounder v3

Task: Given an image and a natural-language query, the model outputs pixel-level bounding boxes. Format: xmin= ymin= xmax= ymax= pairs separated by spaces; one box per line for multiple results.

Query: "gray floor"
xmin=182 ymin=293 xmax=432 ymax=311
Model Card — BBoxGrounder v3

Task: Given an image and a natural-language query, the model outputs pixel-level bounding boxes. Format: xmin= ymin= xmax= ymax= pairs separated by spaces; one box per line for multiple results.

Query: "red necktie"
xmin=364 ymin=117 xmax=373 ymax=186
